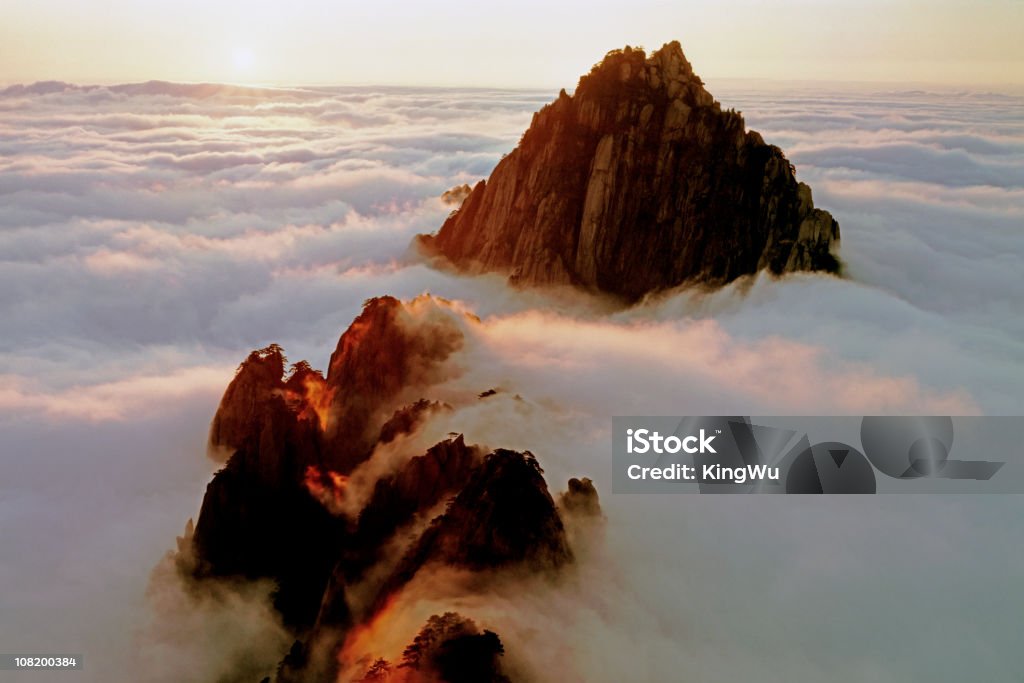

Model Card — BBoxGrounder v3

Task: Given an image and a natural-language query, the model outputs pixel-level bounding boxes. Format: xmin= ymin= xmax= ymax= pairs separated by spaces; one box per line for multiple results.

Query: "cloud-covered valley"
xmin=1 ymin=80 xmax=1023 ymax=681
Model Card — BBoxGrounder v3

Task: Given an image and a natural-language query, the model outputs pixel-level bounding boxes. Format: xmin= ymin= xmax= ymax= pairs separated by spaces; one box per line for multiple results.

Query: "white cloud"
xmin=1 ymin=80 xmax=1022 ymax=682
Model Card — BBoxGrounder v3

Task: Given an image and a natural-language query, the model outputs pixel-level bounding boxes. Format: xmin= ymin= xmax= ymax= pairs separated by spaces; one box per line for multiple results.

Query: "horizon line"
xmin=4 ymin=75 xmax=1024 ymax=95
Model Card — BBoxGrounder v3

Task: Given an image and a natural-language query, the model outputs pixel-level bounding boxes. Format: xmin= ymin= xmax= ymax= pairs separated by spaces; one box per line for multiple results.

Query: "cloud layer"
xmin=1 ymin=80 xmax=1023 ymax=681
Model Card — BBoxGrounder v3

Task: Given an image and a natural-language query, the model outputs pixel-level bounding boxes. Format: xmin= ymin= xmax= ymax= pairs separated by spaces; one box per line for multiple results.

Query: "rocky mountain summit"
xmin=418 ymin=42 xmax=841 ymax=300
xmin=170 ymin=296 xmax=600 ymax=682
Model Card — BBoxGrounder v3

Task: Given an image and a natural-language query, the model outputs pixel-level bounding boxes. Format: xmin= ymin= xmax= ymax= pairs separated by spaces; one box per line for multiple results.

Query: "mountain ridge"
xmin=173 ymin=295 xmax=599 ymax=682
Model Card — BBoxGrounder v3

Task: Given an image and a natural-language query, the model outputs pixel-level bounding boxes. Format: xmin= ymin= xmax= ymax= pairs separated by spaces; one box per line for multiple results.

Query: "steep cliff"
xmin=352 ymin=435 xmax=483 ymax=573
xmin=324 ymin=296 xmax=464 ymax=471
xmin=178 ymin=295 xmax=597 ymax=682
xmin=190 ymin=297 xmax=467 ymax=628
xmin=418 ymin=42 xmax=840 ymax=300
xmin=372 ymin=449 xmax=572 ymax=616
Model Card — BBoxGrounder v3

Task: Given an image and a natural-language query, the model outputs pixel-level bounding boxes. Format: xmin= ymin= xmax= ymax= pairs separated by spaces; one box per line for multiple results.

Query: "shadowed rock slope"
xmin=171 ymin=296 xmax=599 ymax=682
xmin=418 ymin=42 xmax=841 ymax=300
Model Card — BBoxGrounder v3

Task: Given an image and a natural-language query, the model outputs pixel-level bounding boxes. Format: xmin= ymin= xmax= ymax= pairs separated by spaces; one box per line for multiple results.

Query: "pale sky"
xmin=2 ymin=0 xmax=1023 ymax=87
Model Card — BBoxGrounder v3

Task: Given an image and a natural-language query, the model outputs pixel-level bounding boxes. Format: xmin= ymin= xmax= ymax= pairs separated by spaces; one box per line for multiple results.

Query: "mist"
xmin=1 ymin=80 xmax=1022 ymax=681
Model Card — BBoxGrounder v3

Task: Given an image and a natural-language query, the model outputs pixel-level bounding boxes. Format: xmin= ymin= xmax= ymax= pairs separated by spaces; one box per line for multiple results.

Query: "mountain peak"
xmin=417 ymin=40 xmax=840 ymax=301
xmin=582 ymin=42 xmax=695 ymax=89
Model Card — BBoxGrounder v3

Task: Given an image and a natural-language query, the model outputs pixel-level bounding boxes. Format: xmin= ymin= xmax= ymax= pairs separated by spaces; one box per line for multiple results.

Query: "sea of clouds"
xmin=0 ymin=79 xmax=1022 ymax=681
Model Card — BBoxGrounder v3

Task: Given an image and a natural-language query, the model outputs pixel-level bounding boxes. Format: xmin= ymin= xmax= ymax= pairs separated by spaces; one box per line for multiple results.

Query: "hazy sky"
xmin=2 ymin=0 xmax=1023 ymax=87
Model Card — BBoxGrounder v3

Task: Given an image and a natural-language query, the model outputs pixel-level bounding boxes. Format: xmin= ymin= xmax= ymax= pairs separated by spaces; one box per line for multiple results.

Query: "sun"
xmin=231 ymin=47 xmax=256 ymax=73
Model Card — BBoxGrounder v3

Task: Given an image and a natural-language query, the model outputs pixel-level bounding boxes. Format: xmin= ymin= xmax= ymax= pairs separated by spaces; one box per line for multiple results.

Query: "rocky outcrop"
xmin=422 ymin=449 xmax=572 ymax=571
xmin=190 ymin=297 xmax=468 ymax=629
xmin=417 ymin=42 xmax=840 ymax=300
xmin=207 ymin=346 xmax=329 ymax=465
xmin=347 ymin=434 xmax=483 ymax=579
xmin=559 ymin=477 xmax=602 ymax=518
xmin=373 ymin=450 xmax=572 ymax=615
xmin=192 ymin=457 xmax=346 ymax=628
xmin=324 ymin=296 xmax=464 ymax=471
xmin=176 ymin=295 xmax=597 ymax=682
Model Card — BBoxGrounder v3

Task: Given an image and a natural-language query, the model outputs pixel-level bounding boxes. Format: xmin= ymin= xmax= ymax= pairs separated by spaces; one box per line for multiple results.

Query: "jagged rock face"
xmin=281 ymin=437 xmax=490 ymax=683
xmin=376 ymin=450 xmax=572 ymax=611
xmin=275 ymin=437 xmax=482 ymax=683
xmin=433 ymin=449 xmax=572 ymax=570
xmin=192 ymin=461 xmax=346 ymax=628
xmin=208 ymin=346 xmax=330 ymax=468
xmin=352 ymin=435 xmax=483 ymax=573
xmin=195 ymin=350 xmax=341 ymax=628
xmin=418 ymin=42 xmax=840 ymax=300
xmin=411 ymin=449 xmax=572 ymax=571
xmin=308 ymin=434 xmax=484 ymax=637
xmin=178 ymin=296 xmax=598 ymax=682
xmin=208 ymin=345 xmax=285 ymax=458
xmin=191 ymin=297 xmax=466 ymax=628
xmin=325 ymin=296 xmax=465 ymax=471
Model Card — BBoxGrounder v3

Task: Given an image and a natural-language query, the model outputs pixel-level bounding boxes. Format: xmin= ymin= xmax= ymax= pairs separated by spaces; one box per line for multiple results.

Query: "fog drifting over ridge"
xmin=1 ymin=81 xmax=1023 ymax=681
